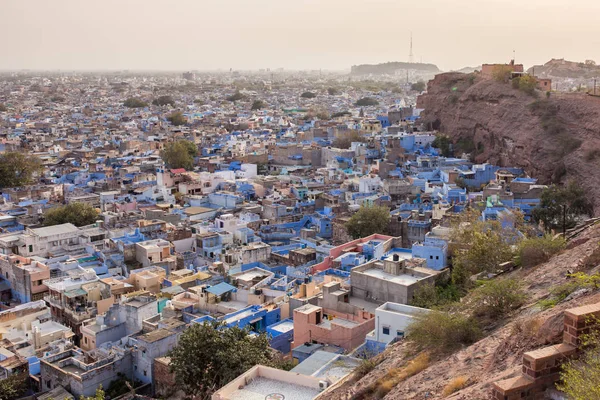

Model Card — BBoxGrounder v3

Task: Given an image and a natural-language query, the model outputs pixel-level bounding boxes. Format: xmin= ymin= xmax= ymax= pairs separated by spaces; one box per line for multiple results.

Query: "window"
xmin=85 ymin=337 xmax=88 ymax=344
xmin=144 ymin=370 xmax=147 ymax=376
xmin=382 ymin=326 xmax=390 ymax=335
xmin=29 ymin=245 xmax=33 ymax=253
xmin=436 ymin=256 xmax=439 ymax=260
xmin=397 ymin=330 xmax=405 ymax=338
xmin=430 ymin=255 xmax=433 ymax=259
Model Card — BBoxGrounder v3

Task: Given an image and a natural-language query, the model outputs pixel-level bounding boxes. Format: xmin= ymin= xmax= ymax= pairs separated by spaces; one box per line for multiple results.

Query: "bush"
xmin=558 ymin=330 xmax=600 ymax=399
xmin=152 ymin=95 xmax=175 ymax=106
xmin=519 ymin=75 xmax=538 ymax=95
xmin=442 ymin=376 xmax=469 ymax=397
xmin=353 ymin=358 xmax=378 ymax=380
xmin=327 ymin=87 xmax=340 ymax=95
xmin=167 ymin=111 xmax=187 ymax=126
xmin=300 ymin=91 xmax=316 ymax=98
xmin=411 ymin=81 xmax=426 ymax=92
xmin=226 ymin=91 xmax=245 ymax=102
xmin=355 ymin=97 xmax=379 ymax=106
xmin=472 ymin=278 xmax=526 ymax=318
xmin=517 ymin=235 xmax=566 ymax=268
xmin=492 ymin=65 xmax=512 ymax=82
xmin=406 ymin=311 xmax=481 ymax=353
xmin=251 ymin=100 xmax=266 ymax=110
xmin=0 ymin=104 xmax=6 ymax=112
xmin=124 ymin=98 xmax=148 ymax=108
xmin=331 ymin=111 xmax=351 ymax=118
xmin=411 ymin=282 xmax=462 ymax=309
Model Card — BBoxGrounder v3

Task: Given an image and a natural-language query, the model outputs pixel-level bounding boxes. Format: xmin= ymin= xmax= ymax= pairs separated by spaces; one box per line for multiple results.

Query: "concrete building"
xmin=0 ymin=254 xmax=50 ymax=303
xmin=135 ymin=239 xmax=175 ymax=268
xmin=40 ymin=347 xmax=133 ymax=398
xmin=365 ymin=302 xmax=430 ymax=353
xmin=131 ymin=328 xmax=179 ymax=385
xmin=80 ymin=295 xmax=158 ymax=351
xmin=350 ymin=256 xmax=441 ymax=305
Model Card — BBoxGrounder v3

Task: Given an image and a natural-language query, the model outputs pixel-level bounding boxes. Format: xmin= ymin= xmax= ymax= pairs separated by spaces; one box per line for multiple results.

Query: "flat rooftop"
xmin=228 ymin=377 xmax=320 ymax=400
xmin=360 ymin=268 xmax=420 ymax=286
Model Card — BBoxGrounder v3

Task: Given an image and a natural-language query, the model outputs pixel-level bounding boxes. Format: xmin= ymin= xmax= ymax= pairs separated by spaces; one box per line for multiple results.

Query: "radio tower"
xmin=409 ymin=33 xmax=414 ymax=63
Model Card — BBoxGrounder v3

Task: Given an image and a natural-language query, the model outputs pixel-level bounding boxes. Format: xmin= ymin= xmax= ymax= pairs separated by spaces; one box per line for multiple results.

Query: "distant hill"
xmin=351 ymin=62 xmax=440 ymax=75
xmin=454 ymin=66 xmax=480 ymax=74
xmin=528 ymin=58 xmax=600 ymax=79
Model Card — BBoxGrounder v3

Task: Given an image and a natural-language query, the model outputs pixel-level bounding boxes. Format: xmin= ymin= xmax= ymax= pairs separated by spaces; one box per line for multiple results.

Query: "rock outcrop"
xmin=417 ymin=72 xmax=600 ymax=212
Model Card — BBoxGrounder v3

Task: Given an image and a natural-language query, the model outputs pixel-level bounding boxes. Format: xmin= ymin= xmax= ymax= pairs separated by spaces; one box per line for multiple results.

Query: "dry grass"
xmin=370 ymin=353 xmax=430 ymax=399
xmin=512 ymin=316 xmax=543 ymax=338
xmin=442 ymin=376 xmax=469 ymax=397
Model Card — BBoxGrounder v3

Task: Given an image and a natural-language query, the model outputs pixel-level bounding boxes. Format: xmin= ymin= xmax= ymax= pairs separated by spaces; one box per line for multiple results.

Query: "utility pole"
xmin=594 ymin=78 xmax=597 ymax=96
xmin=409 ymin=32 xmax=414 ymax=64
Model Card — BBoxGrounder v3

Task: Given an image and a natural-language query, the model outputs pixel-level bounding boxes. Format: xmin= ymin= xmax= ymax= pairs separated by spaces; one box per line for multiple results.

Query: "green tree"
xmin=123 ymin=98 xmax=148 ymax=108
xmin=450 ymin=209 xmax=515 ymax=286
xmin=167 ymin=111 xmax=187 ymax=126
xmin=169 ymin=321 xmax=276 ymax=400
xmin=160 ymin=140 xmax=198 ymax=170
xmin=432 ymin=135 xmax=451 ymax=157
xmin=251 ymin=100 xmax=266 ymax=110
xmin=226 ymin=92 xmax=245 ymax=102
xmin=152 ymin=95 xmax=175 ymax=106
xmin=0 ymin=152 xmax=44 ymax=189
xmin=327 ymin=87 xmax=340 ymax=95
xmin=518 ymin=75 xmax=538 ymax=95
xmin=355 ymin=97 xmax=379 ymax=106
xmin=410 ymin=81 xmax=426 ymax=92
xmin=300 ymin=91 xmax=316 ymax=99
xmin=80 ymin=385 xmax=105 ymax=400
xmin=331 ymin=111 xmax=351 ymax=118
xmin=0 ymin=104 xmax=7 ymax=112
xmin=0 ymin=374 xmax=28 ymax=400
xmin=533 ymin=182 xmax=593 ymax=232
xmin=43 ymin=203 xmax=99 ymax=227
xmin=516 ymin=235 xmax=566 ymax=267
xmin=345 ymin=205 xmax=390 ymax=239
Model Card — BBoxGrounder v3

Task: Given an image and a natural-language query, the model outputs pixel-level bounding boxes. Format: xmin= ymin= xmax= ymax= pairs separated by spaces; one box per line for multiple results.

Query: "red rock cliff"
xmin=417 ymin=72 xmax=600 ymax=212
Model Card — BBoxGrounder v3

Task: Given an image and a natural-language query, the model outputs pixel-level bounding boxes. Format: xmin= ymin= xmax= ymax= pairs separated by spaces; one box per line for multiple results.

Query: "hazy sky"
xmin=3 ymin=0 xmax=600 ymax=72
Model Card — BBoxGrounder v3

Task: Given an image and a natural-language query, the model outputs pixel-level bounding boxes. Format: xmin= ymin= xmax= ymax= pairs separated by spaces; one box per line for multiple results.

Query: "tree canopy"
xmin=160 ymin=140 xmax=198 ymax=170
xmin=300 ymin=91 xmax=317 ymax=99
xmin=410 ymin=81 xmax=427 ymax=92
xmin=355 ymin=97 xmax=379 ymax=106
xmin=251 ymin=100 xmax=266 ymax=110
xmin=0 ymin=152 xmax=44 ymax=189
xmin=449 ymin=209 xmax=516 ymax=287
xmin=152 ymin=95 xmax=175 ymax=106
xmin=43 ymin=203 xmax=99 ymax=227
xmin=167 ymin=111 xmax=187 ymax=126
xmin=0 ymin=374 xmax=28 ymax=400
xmin=226 ymin=92 xmax=245 ymax=102
xmin=327 ymin=87 xmax=340 ymax=95
xmin=0 ymin=103 xmax=7 ymax=112
xmin=345 ymin=205 xmax=390 ymax=239
xmin=123 ymin=98 xmax=148 ymax=108
xmin=169 ymin=321 xmax=276 ymax=399
xmin=533 ymin=182 xmax=592 ymax=232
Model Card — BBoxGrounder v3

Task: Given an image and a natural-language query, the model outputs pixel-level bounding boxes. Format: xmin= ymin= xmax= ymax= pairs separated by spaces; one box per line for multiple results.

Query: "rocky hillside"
xmin=417 ymin=72 xmax=600 ymax=212
xmin=527 ymin=58 xmax=600 ymax=80
xmin=321 ymin=222 xmax=600 ymax=399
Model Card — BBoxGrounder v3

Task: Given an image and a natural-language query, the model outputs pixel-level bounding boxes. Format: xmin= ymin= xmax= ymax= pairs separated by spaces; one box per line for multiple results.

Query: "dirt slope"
xmin=321 ymin=222 xmax=600 ymax=400
xmin=417 ymin=73 xmax=600 ymax=212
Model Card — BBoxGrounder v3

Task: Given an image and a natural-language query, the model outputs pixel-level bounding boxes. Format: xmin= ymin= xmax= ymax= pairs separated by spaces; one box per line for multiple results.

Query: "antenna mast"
xmin=409 ymin=33 xmax=414 ymax=63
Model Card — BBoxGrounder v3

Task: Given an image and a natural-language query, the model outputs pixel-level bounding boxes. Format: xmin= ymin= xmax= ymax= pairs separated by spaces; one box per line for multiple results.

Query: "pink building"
xmin=292 ymin=303 xmax=374 ymax=352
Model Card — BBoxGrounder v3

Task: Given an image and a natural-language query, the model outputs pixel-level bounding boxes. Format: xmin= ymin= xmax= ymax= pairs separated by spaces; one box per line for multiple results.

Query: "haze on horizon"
xmin=3 ymin=0 xmax=600 ymax=72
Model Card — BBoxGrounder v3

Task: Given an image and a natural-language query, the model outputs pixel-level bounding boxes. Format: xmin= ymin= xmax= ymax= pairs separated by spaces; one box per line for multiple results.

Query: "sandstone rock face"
xmin=417 ymin=72 xmax=600 ymax=212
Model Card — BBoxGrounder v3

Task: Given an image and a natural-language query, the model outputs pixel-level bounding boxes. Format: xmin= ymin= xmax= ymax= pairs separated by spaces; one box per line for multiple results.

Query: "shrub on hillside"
xmin=472 ymin=278 xmax=526 ymax=318
xmin=517 ymin=235 xmax=566 ymax=268
xmin=406 ymin=311 xmax=481 ymax=353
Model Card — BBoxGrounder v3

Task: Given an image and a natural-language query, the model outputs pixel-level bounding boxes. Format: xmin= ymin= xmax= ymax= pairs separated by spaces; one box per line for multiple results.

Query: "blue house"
xmin=266 ymin=319 xmax=294 ymax=354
